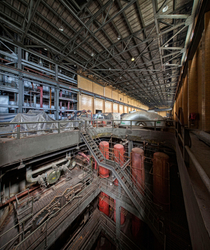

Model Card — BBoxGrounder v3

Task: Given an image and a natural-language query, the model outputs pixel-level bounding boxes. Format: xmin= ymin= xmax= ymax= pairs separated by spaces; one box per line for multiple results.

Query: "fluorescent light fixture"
xmin=44 ymin=48 xmax=47 ymax=51
xmin=162 ymin=5 xmax=168 ymax=13
xmin=91 ymin=52 xmax=94 ymax=57
xmin=59 ymin=26 xmax=64 ymax=31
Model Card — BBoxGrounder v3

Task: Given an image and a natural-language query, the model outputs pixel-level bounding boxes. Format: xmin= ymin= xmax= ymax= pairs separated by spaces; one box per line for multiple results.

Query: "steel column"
xmin=17 ymin=46 xmax=23 ymax=113
xmin=115 ymin=199 xmax=121 ymax=241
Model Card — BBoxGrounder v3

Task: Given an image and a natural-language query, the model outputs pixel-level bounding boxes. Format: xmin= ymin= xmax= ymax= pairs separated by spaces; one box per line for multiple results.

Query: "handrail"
xmin=185 ymin=146 xmax=210 ymax=193
xmin=174 ymin=120 xmax=210 ymax=195
xmin=81 ymin=127 xmax=165 ymax=243
xmin=0 ymin=118 xmax=173 ymax=139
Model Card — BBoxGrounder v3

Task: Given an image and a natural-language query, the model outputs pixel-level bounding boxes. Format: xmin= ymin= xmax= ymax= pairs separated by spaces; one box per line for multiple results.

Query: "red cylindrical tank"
xmin=131 ymin=148 xmax=145 ymax=194
xmin=113 ymin=144 xmax=124 ymax=186
xmin=99 ymin=141 xmax=109 ymax=178
xmin=99 ymin=192 xmax=109 ymax=216
xmin=132 ymin=215 xmax=142 ymax=239
xmin=153 ymin=152 xmax=170 ymax=212
xmin=114 ymin=200 xmax=125 ymax=225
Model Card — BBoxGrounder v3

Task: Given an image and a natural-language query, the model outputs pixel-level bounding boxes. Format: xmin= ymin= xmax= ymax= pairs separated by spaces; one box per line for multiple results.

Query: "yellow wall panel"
xmin=124 ymin=96 xmax=128 ymax=103
xmin=124 ymin=106 xmax=128 ymax=113
xmin=112 ymin=91 xmax=119 ymax=100
xmin=105 ymin=87 xmax=112 ymax=98
xmin=93 ymin=83 xmax=103 ymax=95
xmin=78 ymin=76 xmax=92 ymax=92
xmin=105 ymin=101 xmax=112 ymax=112
xmin=94 ymin=98 xmax=104 ymax=112
xmin=158 ymin=111 xmax=167 ymax=117
xmin=119 ymin=105 xmax=124 ymax=114
xmin=113 ymin=103 xmax=119 ymax=113
xmin=119 ymin=94 xmax=124 ymax=102
xmin=80 ymin=94 xmax=93 ymax=112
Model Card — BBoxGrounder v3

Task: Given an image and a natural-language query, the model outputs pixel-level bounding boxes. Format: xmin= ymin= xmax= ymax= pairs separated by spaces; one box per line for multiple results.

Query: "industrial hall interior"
xmin=1 ymin=0 xmax=210 ymax=249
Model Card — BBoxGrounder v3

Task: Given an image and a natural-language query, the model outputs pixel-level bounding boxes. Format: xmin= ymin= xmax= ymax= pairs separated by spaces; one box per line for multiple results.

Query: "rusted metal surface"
xmin=99 ymin=141 xmax=110 ymax=178
xmin=131 ymin=147 xmax=145 ymax=194
xmin=98 ymin=192 xmax=109 ymax=216
xmin=114 ymin=144 xmax=124 ymax=186
xmin=114 ymin=199 xmax=125 ymax=225
xmin=153 ymin=152 xmax=170 ymax=212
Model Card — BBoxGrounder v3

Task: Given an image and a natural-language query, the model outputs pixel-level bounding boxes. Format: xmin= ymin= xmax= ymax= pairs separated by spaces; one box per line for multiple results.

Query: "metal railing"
xmin=0 ymin=118 xmax=173 ymax=139
xmin=174 ymin=116 xmax=210 ymax=194
xmin=81 ymin=126 xmax=166 ymax=243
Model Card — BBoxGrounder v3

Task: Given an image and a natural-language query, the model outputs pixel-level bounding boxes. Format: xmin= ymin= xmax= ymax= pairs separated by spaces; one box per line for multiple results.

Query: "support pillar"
xmin=183 ymin=77 xmax=188 ymax=126
xmin=188 ymin=56 xmax=198 ymax=128
xmin=55 ymin=87 xmax=59 ymax=120
xmin=17 ymin=47 xmax=23 ymax=113
xmin=128 ymin=140 xmax=133 ymax=157
xmin=55 ymin=64 xmax=59 ymax=120
xmin=115 ymin=199 xmax=121 ymax=241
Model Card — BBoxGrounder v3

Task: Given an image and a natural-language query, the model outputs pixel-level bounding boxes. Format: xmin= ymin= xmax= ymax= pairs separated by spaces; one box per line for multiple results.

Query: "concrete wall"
xmin=0 ymin=131 xmax=79 ymax=167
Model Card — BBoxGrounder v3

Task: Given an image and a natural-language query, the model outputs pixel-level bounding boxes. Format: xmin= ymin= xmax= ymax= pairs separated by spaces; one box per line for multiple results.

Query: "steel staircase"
xmin=81 ymin=126 xmax=165 ymax=243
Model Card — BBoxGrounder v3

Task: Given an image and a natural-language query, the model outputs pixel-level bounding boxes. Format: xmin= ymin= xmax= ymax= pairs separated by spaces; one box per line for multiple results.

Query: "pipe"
xmin=37 ymin=85 xmax=43 ymax=108
xmin=50 ymin=87 xmax=52 ymax=114
xmin=0 ymin=186 xmax=39 ymax=208
xmin=26 ymin=158 xmax=70 ymax=184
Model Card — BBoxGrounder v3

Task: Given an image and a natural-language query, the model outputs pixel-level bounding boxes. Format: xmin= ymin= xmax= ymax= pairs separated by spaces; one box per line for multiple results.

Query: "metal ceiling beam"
xmin=21 ymin=0 xmax=41 ymax=42
xmin=85 ymin=22 xmax=155 ymax=66
xmin=157 ymin=14 xmax=190 ymax=19
xmin=61 ymin=0 xmax=137 ymax=56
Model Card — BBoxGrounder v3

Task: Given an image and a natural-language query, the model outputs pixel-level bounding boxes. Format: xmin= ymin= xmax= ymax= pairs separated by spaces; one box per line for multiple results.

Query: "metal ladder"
xmin=81 ymin=128 xmax=165 ymax=243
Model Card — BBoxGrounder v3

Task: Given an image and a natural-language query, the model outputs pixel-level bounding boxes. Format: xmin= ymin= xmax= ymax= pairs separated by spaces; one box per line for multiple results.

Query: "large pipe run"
xmin=26 ymin=158 xmax=70 ymax=186
xmin=153 ymin=152 xmax=170 ymax=212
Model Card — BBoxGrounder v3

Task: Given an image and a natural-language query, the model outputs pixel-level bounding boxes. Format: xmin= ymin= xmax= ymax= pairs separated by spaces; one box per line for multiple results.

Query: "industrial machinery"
xmin=120 ymin=111 xmax=165 ymax=127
